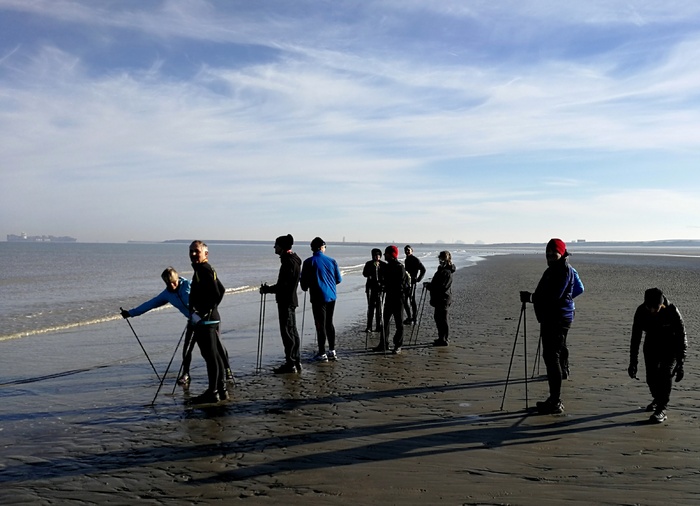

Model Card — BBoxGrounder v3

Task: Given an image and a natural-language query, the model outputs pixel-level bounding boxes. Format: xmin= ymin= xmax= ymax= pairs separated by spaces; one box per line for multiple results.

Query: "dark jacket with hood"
xmin=427 ymin=263 xmax=455 ymax=308
xmin=630 ymin=295 xmax=687 ymax=363
xmin=532 ymin=257 xmax=576 ymax=325
xmin=267 ymin=251 xmax=302 ymax=308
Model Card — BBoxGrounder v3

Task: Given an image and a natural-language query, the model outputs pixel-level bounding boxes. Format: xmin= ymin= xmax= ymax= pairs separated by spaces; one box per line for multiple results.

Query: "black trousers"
xmin=644 ymin=347 xmax=676 ymax=410
xmin=366 ymin=287 xmax=382 ymax=330
xmin=194 ymin=323 xmax=225 ymax=392
xmin=278 ymin=303 xmax=301 ymax=364
xmin=433 ymin=306 xmax=449 ymax=342
xmin=312 ymin=300 xmax=336 ymax=354
xmin=183 ymin=325 xmax=230 ymax=375
xmin=382 ymin=297 xmax=404 ymax=349
xmin=403 ymin=283 xmax=418 ymax=321
xmin=540 ymin=321 xmax=571 ymax=403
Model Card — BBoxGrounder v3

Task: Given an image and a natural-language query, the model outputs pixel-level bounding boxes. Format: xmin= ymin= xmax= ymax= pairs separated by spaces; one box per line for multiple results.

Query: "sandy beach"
xmin=2 ymin=252 xmax=700 ymax=505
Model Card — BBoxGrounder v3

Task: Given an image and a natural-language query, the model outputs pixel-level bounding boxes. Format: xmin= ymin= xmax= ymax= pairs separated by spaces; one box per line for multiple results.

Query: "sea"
xmin=4 ymin=240 xmax=700 ymax=376
xmin=0 ymin=241 xmax=510 ymax=343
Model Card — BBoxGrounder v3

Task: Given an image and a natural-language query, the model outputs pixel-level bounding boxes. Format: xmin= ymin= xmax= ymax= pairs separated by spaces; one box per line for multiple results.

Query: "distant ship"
xmin=7 ymin=233 xmax=77 ymax=242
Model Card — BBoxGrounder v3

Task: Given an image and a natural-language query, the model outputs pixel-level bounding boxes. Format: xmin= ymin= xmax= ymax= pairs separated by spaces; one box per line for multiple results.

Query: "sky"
xmin=2 ymin=1 xmax=700 ymax=244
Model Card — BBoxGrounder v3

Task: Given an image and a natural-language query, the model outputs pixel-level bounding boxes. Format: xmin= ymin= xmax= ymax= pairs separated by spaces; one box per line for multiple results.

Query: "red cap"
xmin=547 ymin=238 xmax=566 ymax=256
xmin=385 ymin=245 xmax=399 ymax=259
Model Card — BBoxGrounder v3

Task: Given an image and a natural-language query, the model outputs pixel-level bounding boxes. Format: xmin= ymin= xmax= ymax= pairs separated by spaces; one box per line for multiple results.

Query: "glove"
xmin=120 ymin=309 xmax=131 ymax=319
xmin=627 ymin=362 xmax=637 ymax=379
xmin=520 ymin=291 xmax=532 ymax=303
xmin=259 ymin=284 xmax=268 ymax=294
xmin=672 ymin=363 xmax=684 ymax=382
xmin=190 ymin=313 xmax=202 ymax=325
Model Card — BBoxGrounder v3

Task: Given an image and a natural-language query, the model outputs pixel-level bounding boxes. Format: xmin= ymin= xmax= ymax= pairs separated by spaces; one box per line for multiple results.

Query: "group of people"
xmin=520 ymin=238 xmax=687 ymax=424
xmin=121 ymin=236 xmax=688 ymax=421
xmin=363 ymin=245 xmax=455 ymax=353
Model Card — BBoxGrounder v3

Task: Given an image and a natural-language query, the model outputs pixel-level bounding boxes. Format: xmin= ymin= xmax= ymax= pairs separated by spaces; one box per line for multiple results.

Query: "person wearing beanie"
xmin=424 ymin=250 xmax=456 ymax=346
xmin=373 ymin=245 xmax=408 ymax=354
xmin=300 ymin=237 xmax=342 ymax=362
xmin=362 ymin=248 xmax=385 ymax=333
xmin=628 ymin=288 xmax=687 ymax=423
xmin=519 ymin=238 xmax=584 ymax=415
xmin=403 ymin=245 xmax=427 ymax=325
xmin=261 ymin=234 xmax=302 ymax=374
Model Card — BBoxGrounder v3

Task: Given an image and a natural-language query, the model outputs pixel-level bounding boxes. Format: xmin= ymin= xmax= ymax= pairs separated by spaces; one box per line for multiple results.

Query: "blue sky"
xmin=2 ymin=1 xmax=700 ymax=244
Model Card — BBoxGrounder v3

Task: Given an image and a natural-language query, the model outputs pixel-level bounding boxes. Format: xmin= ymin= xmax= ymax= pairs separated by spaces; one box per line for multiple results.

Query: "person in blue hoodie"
xmin=520 ymin=238 xmax=583 ymax=415
xmin=300 ymin=237 xmax=342 ymax=362
xmin=121 ymin=266 xmax=233 ymax=390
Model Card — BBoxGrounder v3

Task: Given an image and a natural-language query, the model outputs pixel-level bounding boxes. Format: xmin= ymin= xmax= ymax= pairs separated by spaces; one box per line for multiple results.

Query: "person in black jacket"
xmin=424 ymin=250 xmax=455 ymax=347
xmin=261 ymin=234 xmax=303 ymax=374
xmin=403 ymin=245 xmax=426 ymax=325
xmin=373 ymin=245 xmax=407 ymax=354
xmin=187 ymin=240 xmax=228 ymax=404
xmin=628 ymin=288 xmax=687 ymax=424
xmin=362 ymin=248 xmax=384 ymax=333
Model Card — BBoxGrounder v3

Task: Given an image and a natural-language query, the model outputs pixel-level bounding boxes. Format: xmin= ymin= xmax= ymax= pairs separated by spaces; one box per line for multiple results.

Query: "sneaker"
xmin=392 ymin=347 xmax=402 ymax=355
xmin=273 ymin=363 xmax=298 ymax=374
xmin=294 ymin=361 xmax=303 ymax=372
xmin=537 ymin=398 xmax=564 ymax=414
xmin=314 ymin=353 xmax=328 ymax=362
xmin=177 ymin=373 xmax=191 ymax=386
xmin=225 ymin=368 xmax=234 ymax=382
xmin=649 ymin=409 xmax=667 ymax=423
xmin=645 ymin=401 xmax=657 ymax=412
xmin=372 ymin=343 xmax=388 ymax=352
xmin=432 ymin=339 xmax=448 ymax=347
xmin=403 ymin=318 xmax=412 ymax=325
xmin=187 ymin=389 xmax=220 ymax=405
xmin=218 ymin=388 xmax=230 ymax=401
xmin=327 ymin=350 xmax=338 ymax=361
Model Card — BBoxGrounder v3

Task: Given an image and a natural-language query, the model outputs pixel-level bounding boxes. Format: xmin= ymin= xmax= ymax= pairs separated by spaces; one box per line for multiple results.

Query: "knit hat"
xmin=275 ymin=234 xmax=294 ymax=250
xmin=547 ymin=238 xmax=567 ymax=256
xmin=385 ymin=245 xmax=399 ymax=259
xmin=644 ymin=287 xmax=664 ymax=308
xmin=310 ymin=237 xmax=326 ymax=251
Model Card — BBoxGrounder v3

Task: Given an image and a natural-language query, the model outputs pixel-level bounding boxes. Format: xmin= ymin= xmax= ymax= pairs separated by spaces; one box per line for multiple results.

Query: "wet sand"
xmin=2 ymin=253 xmax=700 ymax=505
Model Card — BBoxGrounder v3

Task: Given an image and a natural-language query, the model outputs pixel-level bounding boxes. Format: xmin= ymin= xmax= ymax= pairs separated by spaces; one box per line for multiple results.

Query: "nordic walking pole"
xmin=300 ymin=291 xmax=307 ymax=352
xmin=256 ymin=288 xmax=267 ymax=373
xmin=523 ymin=302 xmax=529 ymax=408
xmin=121 ymin=308 xmax=162 ymax=381
xmin=500 ymin=302 xmax=527 ymax=411
xmin=531 ymin=335 xmax=542 ymax=378
xmin=411 ymin=284 xmax=427 ymax=346
xmin=171 ymin=331 xmax=197 ymax=395
xmin=151 ymin=324 xmax=187 ymax=406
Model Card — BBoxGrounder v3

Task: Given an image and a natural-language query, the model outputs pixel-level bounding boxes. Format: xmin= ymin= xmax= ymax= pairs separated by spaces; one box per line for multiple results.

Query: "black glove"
xmin=120 ymin=309 xmax=131 ymax=319
xmin=519 ymin=291 xmax=532 ymax=303
xmin=627 ymin=362 xmax=637 ymax=379
xmin=672 ymin=363 xmax=684 ymax=382
xmin=259 ymin=283 xmax=269 ymax=294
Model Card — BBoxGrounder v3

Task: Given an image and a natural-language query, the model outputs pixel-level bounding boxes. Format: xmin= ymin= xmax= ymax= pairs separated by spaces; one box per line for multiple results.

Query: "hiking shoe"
xmin=177 ymin=373 xmax=191 ymax=386
xmin=645 ymin=401 xmax=657 ymax=412
xmin=537 ymin=398 xmax=564 ymax=414
xmin=294 ymin=361 xmax=303 ymax=372
xmin=314 ymin=353 xmax=328 ymax=362
xmin=403 ymin=318 xmax=412 ymax=325
xmin=432 ymin=339 xmax=448 ymax=347
xmin=392 ymin=347 xmax=402 ymax=355
xmin=273 ymin=363 xmax=298 ymax=374
xmin=218 ymin=387 xmax=230 ymax=401
xmin=650 ymin=409 xmax=667 ymax=423
xmin=187 ymin=389 xmax=220 ymax=405
xmin=327 ymin=350 xmax=338 ymax=361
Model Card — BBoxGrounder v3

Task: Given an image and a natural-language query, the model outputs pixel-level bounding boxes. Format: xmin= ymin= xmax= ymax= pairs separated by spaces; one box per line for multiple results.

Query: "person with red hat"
xmin=373 ymin=245 xmax=409 ymax=354
xmin=520 ymin=238 xmax=584 ymax=415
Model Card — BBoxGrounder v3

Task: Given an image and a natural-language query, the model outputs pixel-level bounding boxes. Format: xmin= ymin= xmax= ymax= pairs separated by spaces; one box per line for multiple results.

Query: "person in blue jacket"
xmin=300 ymin=237 xmax=342 ymax=362
xmin=520 ymin=238 xmax=583 ymax=415
xmin=121 ymin=266 xmax=232 ymax=389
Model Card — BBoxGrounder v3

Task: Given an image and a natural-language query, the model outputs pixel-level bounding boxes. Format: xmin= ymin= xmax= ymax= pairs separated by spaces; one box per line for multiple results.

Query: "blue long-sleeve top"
xmin=127 ymin=277 xmax=190 ymax=318
xmin=300 ymin=250 xmax=342 ymax=303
